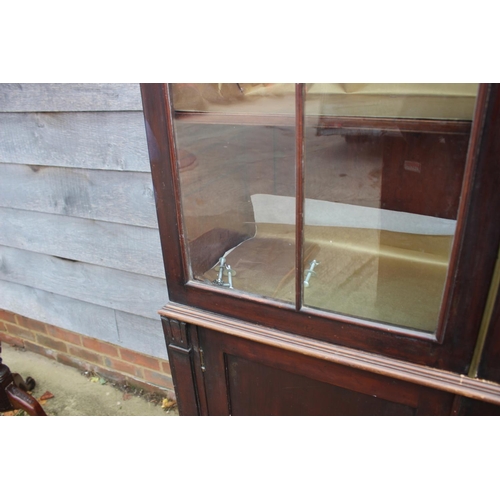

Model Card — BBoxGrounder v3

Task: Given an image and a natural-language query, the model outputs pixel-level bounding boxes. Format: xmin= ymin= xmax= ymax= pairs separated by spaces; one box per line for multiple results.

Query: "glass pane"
xmin=302 ymin=83 xmax=479 ymax=332
xmin=171 ymin=83 xmax=297 ymax=304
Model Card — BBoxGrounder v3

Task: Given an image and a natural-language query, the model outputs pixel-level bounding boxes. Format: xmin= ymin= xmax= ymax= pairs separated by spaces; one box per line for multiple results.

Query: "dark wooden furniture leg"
xmin=0 ymin=344 xmax=47 ymax=416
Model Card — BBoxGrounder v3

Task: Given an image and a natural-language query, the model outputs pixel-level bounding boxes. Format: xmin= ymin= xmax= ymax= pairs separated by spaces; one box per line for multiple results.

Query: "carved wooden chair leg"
xmin=12 ymin=372 xmax=36 ymax=392
xmin=5 ymin=384 xmax=47 ymax=416
xmin=0 ymin=345 xmax=47 ymax=416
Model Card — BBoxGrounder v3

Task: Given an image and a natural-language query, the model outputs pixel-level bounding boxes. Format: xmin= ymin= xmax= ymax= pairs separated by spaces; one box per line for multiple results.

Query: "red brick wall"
xmin=0 ymin=309 xmax=175 ymax=400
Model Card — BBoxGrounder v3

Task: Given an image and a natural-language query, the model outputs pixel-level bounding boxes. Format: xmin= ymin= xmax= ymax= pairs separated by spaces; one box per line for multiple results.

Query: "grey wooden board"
xmin=0 ymin=164 xmax=158 ymax=228
xmin=0 ymin=246 xmax=168 ymax=319
xmin=0 ymin=84 xmax=143 ymax=112
xmin=0 ymin=111 xmax=151 ymax=171
xmin=0 ymin=279 xmax=119 ymax=344
xmin=115 ymin=311 xmax=167 ymax=359
xmin=0 ymin=280 xmax=168 ymax=359
xmin=0 ymin=207 xmax=165 ymax=279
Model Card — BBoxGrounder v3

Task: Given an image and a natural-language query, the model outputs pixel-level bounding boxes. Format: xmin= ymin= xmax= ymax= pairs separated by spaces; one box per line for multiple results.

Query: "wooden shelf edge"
xmin=159 ymin=301 xmax=500 ymax=406
xmin=174 ymin=111 xmax=472 ymax=134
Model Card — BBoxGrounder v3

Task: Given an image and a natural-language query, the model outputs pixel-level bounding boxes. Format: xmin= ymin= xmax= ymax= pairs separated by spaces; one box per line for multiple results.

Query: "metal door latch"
xmin=304 ymin=260 xmax=319 ymax=288
xmin=212 ymin=257 xmax=235 ymax=289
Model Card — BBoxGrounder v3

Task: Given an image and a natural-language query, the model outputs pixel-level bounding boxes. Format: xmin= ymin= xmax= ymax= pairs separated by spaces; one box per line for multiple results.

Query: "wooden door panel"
xmin=457 ymin=397 xmax=500 ymax=415
xmin=199 ymin=327 xmax=454 ymax=416
xmin=227 ymin=355 xmax=416 ymax=416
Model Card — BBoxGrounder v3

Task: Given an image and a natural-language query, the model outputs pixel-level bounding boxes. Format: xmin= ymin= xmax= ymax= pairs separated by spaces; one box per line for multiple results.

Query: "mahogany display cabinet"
xmin=141 ymin=83 xmax=500 ymax=415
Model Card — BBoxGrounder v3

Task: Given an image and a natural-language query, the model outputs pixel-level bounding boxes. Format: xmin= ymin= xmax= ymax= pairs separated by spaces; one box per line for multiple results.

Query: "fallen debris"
xmin=161 ymin=398 xmax=177 ymax=410
xmin=40 ymin=391 xmax=54 ymax=401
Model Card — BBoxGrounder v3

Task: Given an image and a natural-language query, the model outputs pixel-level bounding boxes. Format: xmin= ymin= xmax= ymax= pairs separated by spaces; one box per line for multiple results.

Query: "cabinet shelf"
xmin=175 ymin=110 xmax=472 ymax=135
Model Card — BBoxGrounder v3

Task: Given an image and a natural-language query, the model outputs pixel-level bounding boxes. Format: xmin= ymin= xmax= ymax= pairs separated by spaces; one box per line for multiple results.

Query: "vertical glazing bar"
xmin=295 ymin=84 xmax=305 ymax=311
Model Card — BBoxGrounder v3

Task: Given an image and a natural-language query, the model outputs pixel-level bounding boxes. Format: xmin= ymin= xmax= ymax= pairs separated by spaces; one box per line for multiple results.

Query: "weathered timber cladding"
xmin=0 ymin=111 xmax=150 ymax=171
xmin=0 ymin=164 xmax=158 ymax=228
xmin=115 ymin=312 xmax=169 ymax=359
xmin=0 ymin=208 xmax=165 ymax=278
xmin=0 ymin=280 xmax=168 ymax=358
xmin=0 ymin=84 xmax=143 ymax=112
xmin=0 ymin=246 xmax=168 ymax=319
xmin=0 ymin=279 xmax=120 ymax=344
xmin=0 ymin=84 xmax=168 ymax=359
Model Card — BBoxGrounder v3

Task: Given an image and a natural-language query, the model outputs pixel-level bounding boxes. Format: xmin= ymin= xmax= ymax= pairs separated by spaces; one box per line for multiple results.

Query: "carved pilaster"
xmin=161 ymin=317 xmax=201 ymax=415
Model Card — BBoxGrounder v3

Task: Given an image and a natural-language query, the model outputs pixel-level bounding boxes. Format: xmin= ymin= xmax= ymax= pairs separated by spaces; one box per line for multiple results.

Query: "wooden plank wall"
xmin=0 ymin=84 xmax=169 ymax=359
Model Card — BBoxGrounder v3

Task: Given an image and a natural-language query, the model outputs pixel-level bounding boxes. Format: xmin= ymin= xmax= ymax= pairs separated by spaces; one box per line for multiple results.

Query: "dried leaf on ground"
xmin=161 ymin=398 xmax=176 ymax=409
xmin=90 ymin=376 xmax=99 ymax=383
xmin=123 ymin=393 xmax=133 ymax=401
xmin=40 ymin=391 xmax=54 ymax=400
xmin=1 ymin=409 xmax=27 ymax=416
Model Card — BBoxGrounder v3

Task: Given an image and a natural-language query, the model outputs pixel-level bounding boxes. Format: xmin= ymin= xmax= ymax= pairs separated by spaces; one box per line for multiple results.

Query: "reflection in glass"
xmin=171 ymin=83 xmax=297 ymax=115
xmin=170 ymin=83 xmax=479 ymax=333
xmin=302 ymin=83 xmax=478 ymax=331
xmin=171 ymin=83 xmax=297 ymax=304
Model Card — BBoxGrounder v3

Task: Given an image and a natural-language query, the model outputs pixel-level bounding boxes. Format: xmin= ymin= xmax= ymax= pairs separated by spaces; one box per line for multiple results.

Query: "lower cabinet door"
xmin=198 ymin=327 xmax=455 ymax=416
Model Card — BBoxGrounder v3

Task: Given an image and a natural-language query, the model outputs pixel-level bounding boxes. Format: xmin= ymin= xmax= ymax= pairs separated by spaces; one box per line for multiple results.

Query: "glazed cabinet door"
xmin=142 ymin=83 xmax=500 ymax=375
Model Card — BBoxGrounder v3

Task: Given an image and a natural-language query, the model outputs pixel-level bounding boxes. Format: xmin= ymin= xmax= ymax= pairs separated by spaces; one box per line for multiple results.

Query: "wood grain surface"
xmin=0 ymin=111 xmax=150 ymax=171
xmin=0 ymin=246 xmax=167 ymax=319
xmin=0 ymin=163 xmax=158 ymax=228
xmin=0 ymin=207 xmax=165 ymax=278
xmin=0 ymin=83 xmax=142 ymax=112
